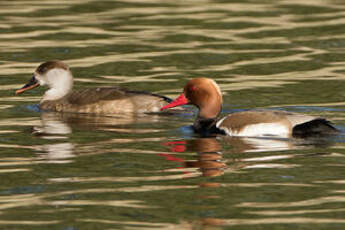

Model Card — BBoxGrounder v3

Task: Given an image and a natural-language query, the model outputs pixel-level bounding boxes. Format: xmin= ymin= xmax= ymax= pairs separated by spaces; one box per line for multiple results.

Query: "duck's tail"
xmin=292 ymin=118 xmax=339 ymax=138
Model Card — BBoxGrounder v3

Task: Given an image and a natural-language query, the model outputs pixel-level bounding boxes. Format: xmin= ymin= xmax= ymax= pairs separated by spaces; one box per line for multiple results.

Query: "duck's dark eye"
xmin=190 ymin=86 xmax=197 ymax=91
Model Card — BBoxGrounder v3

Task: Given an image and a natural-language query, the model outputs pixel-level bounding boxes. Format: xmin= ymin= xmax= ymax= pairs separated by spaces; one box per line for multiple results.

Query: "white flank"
xmin=216 ymin=116 xmax=228 ymax=127
xmin=218 ymin=122 xmax=290 ymax=138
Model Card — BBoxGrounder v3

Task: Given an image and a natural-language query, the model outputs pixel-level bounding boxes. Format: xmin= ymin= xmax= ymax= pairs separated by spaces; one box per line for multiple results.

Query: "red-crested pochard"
xmin=16 ymin=60 xmax=176 ymax=114
xmin=161 ymin=78 xmax=338 ymax=138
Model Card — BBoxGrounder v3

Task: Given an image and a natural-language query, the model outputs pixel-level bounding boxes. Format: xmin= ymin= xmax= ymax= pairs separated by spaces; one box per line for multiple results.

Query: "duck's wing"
xmin=66 ymin=87 xmax=171 ymax=105
xmin=216 ymin=110 xmax=315 ymax=137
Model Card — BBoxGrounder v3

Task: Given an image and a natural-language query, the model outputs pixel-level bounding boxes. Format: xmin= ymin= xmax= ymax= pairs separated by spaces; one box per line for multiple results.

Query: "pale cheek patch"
xmin=35 ymin=74 xmax=45 ymax=86
xmin=219 ymin=123 xmax=290 ymax=138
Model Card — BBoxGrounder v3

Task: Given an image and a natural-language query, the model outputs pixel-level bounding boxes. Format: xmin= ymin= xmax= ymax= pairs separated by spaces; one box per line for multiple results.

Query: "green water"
xmin=0 ymin=0 xmax=345 ymax=229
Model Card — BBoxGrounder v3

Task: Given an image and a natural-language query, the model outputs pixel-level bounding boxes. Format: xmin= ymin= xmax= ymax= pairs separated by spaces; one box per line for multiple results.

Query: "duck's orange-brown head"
xmin=161 ymin=78 xmax=222 ymax=119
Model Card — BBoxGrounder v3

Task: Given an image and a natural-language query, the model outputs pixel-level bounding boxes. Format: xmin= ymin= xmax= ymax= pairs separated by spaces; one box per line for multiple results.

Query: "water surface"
xmin=1 ymin=0 xmax=345 ymax=229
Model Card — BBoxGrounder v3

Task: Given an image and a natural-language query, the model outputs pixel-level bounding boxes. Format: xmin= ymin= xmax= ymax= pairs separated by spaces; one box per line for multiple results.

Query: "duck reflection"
xmin=35 ymin=111 xmax=170 ymax=134
xmin=33 ymin=112 xmax=72 ymax=136
xmin=161 ymin=136 xmax=297 ymax=177
xmin=33 ymin=112 xmax=74 ymax=163
xmin=162 ymin=138 xmax=226 ymax=177
xmin=33 ymin=111 xmax=173 ymax=162
xmin=183 ymin=138 xmax=225 ymax=177
xmin=160 ymin=135 xmax=335 ymax=178
xmin=222 ymin=136 xmax=294 ymax=153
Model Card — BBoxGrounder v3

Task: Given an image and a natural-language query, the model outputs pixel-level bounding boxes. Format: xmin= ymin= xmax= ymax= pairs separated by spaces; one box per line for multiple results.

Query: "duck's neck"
xmin=193 ymin=116 xmax=224 ymax=136
xmin=42 ymin=88 xmax=71 ymax=102
xmin=197 ymin=92 xmax=222 ymax=119
xmin=194 ymin=104 xmax=223 ymax=135
xmin=194 ymin=116 xmax=217 ymax=131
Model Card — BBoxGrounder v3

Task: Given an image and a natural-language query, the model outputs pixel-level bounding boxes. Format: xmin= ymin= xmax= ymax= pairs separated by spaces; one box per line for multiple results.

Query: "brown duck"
xmin=16 ymin=60 xmax=175 ymax=114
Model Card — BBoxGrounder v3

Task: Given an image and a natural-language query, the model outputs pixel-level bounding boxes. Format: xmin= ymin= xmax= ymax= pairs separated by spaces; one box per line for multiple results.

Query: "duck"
xmin=161 ymin=78 xmax=338 ymax=138
xmin=16 ymin=60 xmax=176 ymax=114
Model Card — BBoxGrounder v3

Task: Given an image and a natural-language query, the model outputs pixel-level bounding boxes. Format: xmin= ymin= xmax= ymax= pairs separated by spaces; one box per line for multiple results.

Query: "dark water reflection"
xmin=1 ymin=0 xmax=345 ymax=229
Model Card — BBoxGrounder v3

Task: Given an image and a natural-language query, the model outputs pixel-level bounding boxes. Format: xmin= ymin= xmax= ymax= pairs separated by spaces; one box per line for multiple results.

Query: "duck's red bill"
xmin=15 ymin=77 xmax=40 ymax=95
xmin=161 ymin=93 xmax=188 ymax=110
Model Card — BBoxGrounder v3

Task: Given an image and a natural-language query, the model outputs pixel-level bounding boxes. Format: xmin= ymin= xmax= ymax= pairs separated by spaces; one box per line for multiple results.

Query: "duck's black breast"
xmin=193 ymin=117 xmax=225 ymax=136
